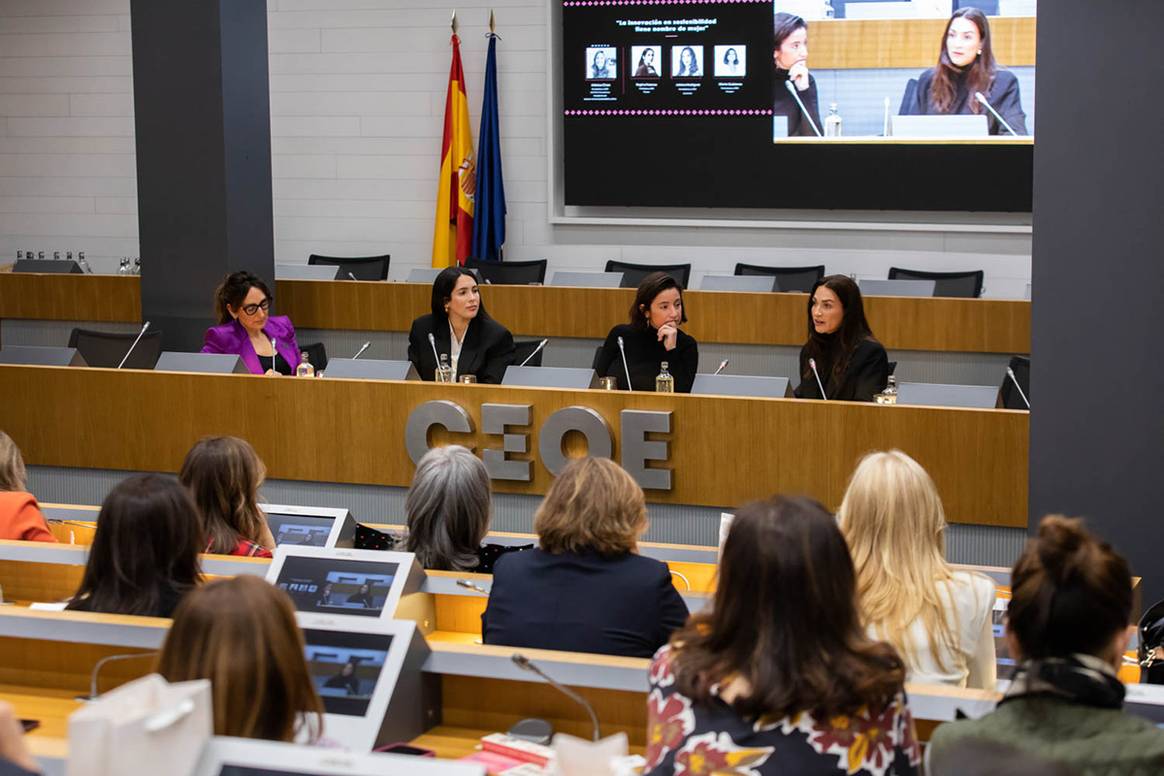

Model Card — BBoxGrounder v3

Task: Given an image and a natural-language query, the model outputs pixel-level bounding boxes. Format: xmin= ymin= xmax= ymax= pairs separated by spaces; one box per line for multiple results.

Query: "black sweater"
xmin=773 ymin=68 xmax=822 ymax=137
xmin=910 ymin=67 xmax=1028 ymax=135
xmin=794 ymin=337 xmax=888 ymax=402
xmin=595 ymin=323 xmax=698 ymax=393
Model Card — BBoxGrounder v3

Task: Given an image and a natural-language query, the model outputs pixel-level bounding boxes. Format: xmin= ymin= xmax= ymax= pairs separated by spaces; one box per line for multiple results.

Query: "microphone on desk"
xmin=347 ymin=271 xmax=359 ymax=281
xmin=456 ymin=578 xmax=489 ymax=595
xmin=809 ymin=358 xmax=827 ymax=400
xmin=116 ymin=321 xmax=151 ymax=369
xmin=713 ymin=359 xmax=729 ymax=376
xmin=784 ymin=80 xmax=823 ymax=138
xmin=1006 ymin=367 xmax=1031 ymax=410
xmin=511 ymin=653 xmax=601 ymax=742
xmin=86 ymin=652 xmax=158 ymax=700
xmin=518 ymin=339 xmax=549 ymax=368
xmin=974 ymin=92 xmax=1019 ymax=137
xmin=882 ymin=96 xmax=891 ymax=137
xmin=269 ymin=337 xmax=278 ymax=374
xmin=616 ymin=336 xmax=633 ymax=392
xmin=352 ymin=341 xmax=372 ymax=360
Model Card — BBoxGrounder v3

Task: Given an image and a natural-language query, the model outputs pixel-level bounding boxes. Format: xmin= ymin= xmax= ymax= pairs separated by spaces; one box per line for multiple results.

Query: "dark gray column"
xmin=130 ymin=0 xmax=274 ymax=351
xmin=1031 ymin=1 xmax=1164 ymax=602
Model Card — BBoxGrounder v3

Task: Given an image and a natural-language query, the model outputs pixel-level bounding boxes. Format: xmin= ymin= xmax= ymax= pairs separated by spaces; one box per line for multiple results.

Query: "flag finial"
xmin=451 ymin=9 xmax=458 ymax=34
xmin=489 ymin=9 xmax=496 ymax=34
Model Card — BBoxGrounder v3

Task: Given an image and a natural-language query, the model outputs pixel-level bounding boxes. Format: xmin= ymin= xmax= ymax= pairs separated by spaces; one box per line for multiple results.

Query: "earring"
xmin=977 ymin=50 xmax=982 ymax=55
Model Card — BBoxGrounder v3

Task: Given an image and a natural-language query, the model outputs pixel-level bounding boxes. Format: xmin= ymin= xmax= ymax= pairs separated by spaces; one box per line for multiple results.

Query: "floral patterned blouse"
xmin=645 ymin=645 xmax=921 ymax=776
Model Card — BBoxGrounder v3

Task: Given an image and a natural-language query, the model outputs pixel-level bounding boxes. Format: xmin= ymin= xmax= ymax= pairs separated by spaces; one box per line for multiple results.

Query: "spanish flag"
xmin=432 ymin=33 xmax=475 ymax=267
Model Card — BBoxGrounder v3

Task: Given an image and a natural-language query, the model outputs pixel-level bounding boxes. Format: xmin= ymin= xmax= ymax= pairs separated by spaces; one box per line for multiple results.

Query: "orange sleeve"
xmin=14 ymin=500 xmax=57 ymax=543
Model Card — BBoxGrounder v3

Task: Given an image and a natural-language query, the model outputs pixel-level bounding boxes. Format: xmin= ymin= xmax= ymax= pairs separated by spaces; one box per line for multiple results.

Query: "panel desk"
xmin=0 ymin=274 xmax=1030 ymax=354
xmin=0 ymin=365 xmax=1028 ymax=526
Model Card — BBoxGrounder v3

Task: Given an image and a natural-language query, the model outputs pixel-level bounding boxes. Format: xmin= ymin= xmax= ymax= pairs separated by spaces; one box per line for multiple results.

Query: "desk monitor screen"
xmin=303 ymin=629 xmax=393 ymax=717
xmin=266 ymin=514 xmax=335 ymax=547
xmin=275 ymin=556 xmax=399 ymax=618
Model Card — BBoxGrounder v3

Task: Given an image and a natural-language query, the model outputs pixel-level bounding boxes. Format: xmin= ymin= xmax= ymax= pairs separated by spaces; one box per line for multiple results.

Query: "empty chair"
xmin=512 ymin=339 xmax=546 ymax=368
xmin=604 ymin=260 xmax=691 ymax=289
xmin=998 ymin=355 xmax=1030 ymax=410
xmin=68 ymin=327 xmax=163 ymax=369
xmin=888 ymin=267 xmax=984 ymax=298
xmin=465 ymin=258 xmax=547 ymax=285
xmin=300 ymin=342 xmax=328 ymax=373
xmin=307 ymin=253 xmax=390 ymax=281
xmin=734 ymin=263 xmax=825 ymax=293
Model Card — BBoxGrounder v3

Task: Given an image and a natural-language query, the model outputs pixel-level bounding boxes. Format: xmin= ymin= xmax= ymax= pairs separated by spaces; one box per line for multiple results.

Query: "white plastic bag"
xmin=67 ymin=673 xmax=212 ymax=776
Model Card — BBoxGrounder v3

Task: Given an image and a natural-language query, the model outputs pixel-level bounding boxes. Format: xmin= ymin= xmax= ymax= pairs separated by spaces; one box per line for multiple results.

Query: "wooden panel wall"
xmin=811 ymin=17 xmax=1037 ymax=70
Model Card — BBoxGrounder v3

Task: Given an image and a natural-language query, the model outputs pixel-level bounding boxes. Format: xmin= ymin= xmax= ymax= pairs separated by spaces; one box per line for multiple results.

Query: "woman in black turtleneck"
xmin=595 ymin=272 xmax=698 ymax=393
xmin=772 ymin=13 xmax=821 ymax=138
xmin=908 ymin=7 xmax=1027 ymax=136
xmin=794 ymin=275 xmax=887 ymax=403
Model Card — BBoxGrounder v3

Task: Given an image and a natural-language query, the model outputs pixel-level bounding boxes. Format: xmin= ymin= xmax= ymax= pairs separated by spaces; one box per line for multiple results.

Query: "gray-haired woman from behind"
xmin=404 ymin=445 xmax=530 ymax=573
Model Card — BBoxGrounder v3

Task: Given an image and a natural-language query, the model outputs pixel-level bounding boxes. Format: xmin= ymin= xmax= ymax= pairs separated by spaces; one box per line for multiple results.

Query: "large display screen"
xmin=561 ymin=0 xmax=1036 ymax=211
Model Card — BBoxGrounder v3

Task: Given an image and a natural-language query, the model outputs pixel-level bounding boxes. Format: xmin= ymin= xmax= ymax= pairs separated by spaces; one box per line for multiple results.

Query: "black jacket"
xmin=773 ymin=68 xmax=822 ymax=137
xmin=407 ymin=313 xmax=515 ymax=385
xmin=482 ymin=548 xmax=690 ymax=658
xmin=909 ymin=67 xmax=1028 ymax=135
xmin=794 ymin=337 xmax=888 ymax=402
xmin=595 ymin=323 xmax=698 ymax=393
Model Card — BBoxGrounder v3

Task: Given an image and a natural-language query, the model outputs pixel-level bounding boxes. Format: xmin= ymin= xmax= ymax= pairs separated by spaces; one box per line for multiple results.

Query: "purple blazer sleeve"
xmin=201 ymin=323 xmax=238 ymax=355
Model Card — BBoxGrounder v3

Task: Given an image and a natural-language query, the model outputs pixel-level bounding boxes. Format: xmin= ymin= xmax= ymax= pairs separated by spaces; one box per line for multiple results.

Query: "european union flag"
xmin=471 ymin=33 xmax=506 ymax=262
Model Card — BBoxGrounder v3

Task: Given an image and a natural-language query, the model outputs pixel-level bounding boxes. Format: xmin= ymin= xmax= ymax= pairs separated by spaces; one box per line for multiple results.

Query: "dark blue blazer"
xmin=482 ymin=548 xmax=690 ymax=658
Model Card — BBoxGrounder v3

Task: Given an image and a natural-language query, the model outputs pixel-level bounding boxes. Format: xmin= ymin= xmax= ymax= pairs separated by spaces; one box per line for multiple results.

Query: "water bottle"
xmin=132 ymin=257 xmax=141 ymax=275
xmin=295 ymin=352 xmax=315 ymax=378
xmin=876 ymin=375 xmax=898 ymax=405
xmin=15 ymin=251 xmax=22 ymax=260
xmin=435 ymin=353 xmax=453 ymax=383
xmin=824 ymin=1 xmax=835 ymax=18
xmin=655 ymin=361 xmax=675 ymax=393
xmin=824 ymin=103 xmax=843 ymax=137
xmin=77 ymin=251 xmax=91 ymax=273
xmin=37 ymin=251 xmax=45 ymax=260
xmin=117 ymin=258 xmax=130 ymax=275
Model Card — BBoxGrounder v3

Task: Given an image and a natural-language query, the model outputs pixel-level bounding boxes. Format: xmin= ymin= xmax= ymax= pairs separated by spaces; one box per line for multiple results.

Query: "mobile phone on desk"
xmin=20 ymin=719 xmax=39 ymax=733
xmin=375 ymin=742 xmax=434 ymax=757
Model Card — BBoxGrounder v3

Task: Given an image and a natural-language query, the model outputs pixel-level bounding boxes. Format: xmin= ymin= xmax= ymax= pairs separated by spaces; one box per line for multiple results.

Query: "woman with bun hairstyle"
xmin=929 ymin=516 xmax=1164 ymax=774
xmin=201 ymin=271 xmax=302 ymax=375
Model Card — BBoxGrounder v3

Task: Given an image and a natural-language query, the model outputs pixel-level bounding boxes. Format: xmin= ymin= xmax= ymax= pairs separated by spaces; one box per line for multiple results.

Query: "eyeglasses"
xmin=240 ymin=298 xmax=272 ymax=316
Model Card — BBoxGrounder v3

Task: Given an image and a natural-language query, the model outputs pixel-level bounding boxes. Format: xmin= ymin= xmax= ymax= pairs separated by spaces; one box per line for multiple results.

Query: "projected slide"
xmin=561 ymin=0 xmax=1037 ymax=211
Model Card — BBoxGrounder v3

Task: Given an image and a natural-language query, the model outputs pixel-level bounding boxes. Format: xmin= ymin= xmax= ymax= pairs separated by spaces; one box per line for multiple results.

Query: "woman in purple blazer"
xmin=201 ymin=271 xmax=302 ymax=375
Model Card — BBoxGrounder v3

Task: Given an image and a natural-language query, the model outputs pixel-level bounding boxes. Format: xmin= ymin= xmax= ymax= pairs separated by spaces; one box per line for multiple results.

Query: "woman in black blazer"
xmin=482 ymin=457 xmax=689 ymax=658
xmin=595 ymin=272 xmax=698 ymax=392
xmin=794 ymin=275 xmax=888 ymax=402
xmin=907 ymin=8 xmax=1027 ymax=135
xmin=407 ymin=267 xmax=515 ymax=384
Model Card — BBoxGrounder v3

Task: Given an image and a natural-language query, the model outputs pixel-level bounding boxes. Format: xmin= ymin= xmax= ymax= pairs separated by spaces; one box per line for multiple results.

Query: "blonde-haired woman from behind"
xmin=838 ymin=449 xmax=996 ymax=689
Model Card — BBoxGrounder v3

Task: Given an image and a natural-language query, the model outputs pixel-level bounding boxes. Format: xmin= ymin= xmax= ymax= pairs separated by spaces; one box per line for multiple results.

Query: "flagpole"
xmin=451 ymin=9 xmax=457 ymax=35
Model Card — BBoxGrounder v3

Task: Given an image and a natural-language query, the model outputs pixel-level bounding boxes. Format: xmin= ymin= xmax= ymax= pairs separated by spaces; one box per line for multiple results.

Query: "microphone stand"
xmin=1006 ymin=367 xmax=1031 ymax=409
xmin=511 ymin=654 xmax=600 ymax=741
xmin=616 ymin=336 xmax=633 ymax=392
xmin=974 ymin=92 xmax=1019 ymax=137
xmin=518 ymin=339 xmax=548 ymax=368
xmin=116 ymin=322 xmax=151 ymax=369
xmin=809 ymin=358 xmax=827 ymax=400
xmin=784 ymin=79 xmax=822 ymax=137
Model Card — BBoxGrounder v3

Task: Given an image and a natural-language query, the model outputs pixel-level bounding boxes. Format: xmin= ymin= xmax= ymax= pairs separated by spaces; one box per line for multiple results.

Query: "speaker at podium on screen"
xmin=154 ymin=352 xmax=249 ymax=374
xmin=324 ymin=358 xmax=420 ymax=381
xmin=503 ymin=365 xmax=600 ymax=389
xmin=0 ymin=346 xmax=87 ymax=367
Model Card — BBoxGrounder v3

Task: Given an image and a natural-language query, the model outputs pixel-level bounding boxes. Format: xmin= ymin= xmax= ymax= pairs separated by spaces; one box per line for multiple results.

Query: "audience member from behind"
xmin=404 ymin=445 xmax=529 ymax=573
xmin=929 ymin=516 xmax=1164 ymax=775
xmin=645 ymin=497 xmax=920 ymax=775
xmin=838 ymin=450 xmax=996 ymax=689
xmin=158 ymin=576 xmax=325 ymax=743
xmin=67 ymin=474 xmax=202 ymax=618
xmin=0 ymin=431 xmax=55 ymax=543
xmin=794 ymin=274 xmax=888 ymax=401
xmin=180 ymin=436 xmax=276 ymax=558
xmin=483 ymin=457 xmax=688 ymax=658
xmin=201 ymin=271 xmax=302 ymax=375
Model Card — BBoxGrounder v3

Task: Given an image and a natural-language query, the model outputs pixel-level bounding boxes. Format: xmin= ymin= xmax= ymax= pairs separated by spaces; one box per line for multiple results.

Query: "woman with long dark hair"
xmin=634 ymin=47 xmax=659 ymax=78
xmin=794 ymin=275 xmax=887 ymax=401
xmin=67 ymin=474 xmax=202 ymax=618
xmin=676 ymin=46 xmax=700 ymax=77
xmin=909 ymin=7 xmax=1028 ymax=135
xmin=594 ymin=272 xmax=698 ymax=392
xmin=406 ymin=266 xmax=515 ymax=384
xmin=772 ymin=13 xmax=821 ymax=137
xmin=644 ymin=496 xmax=920 ymax=775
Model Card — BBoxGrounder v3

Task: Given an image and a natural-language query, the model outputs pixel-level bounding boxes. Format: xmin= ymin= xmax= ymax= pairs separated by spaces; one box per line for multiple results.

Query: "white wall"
xmin=0 ymin=0 xmax=1032 ymax=296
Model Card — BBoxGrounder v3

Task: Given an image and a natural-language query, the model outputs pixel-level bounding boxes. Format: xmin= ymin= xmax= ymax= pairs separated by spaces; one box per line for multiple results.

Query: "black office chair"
xmin=512 ymin=339 xmax=546 ymax=368
xmin=898 ymin=78 xmax=919 ymax=116
xmin=734 ymin=263 xmax=825 ymax=293
xmin=887 ymin=361 xmax=897 ymax=377
xmin=888 ymin=267 xmax=984 ymax=298
xmin=301 ymin=342 xmax=328 ymax=373
xmin=307 ymin=253 xmax=390 ymax=281
xmin=997 ymin=355 xmax=1030 ymax=410
xmin=591 ymin=345 xmax=604 ymax=371
xmin=604 ymin=260 xmax=691 ymax=290
xmin=68 ymin=327 xmax=163 ymax=369
xmin=466 ymin=258 xmax=547 ymax=285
